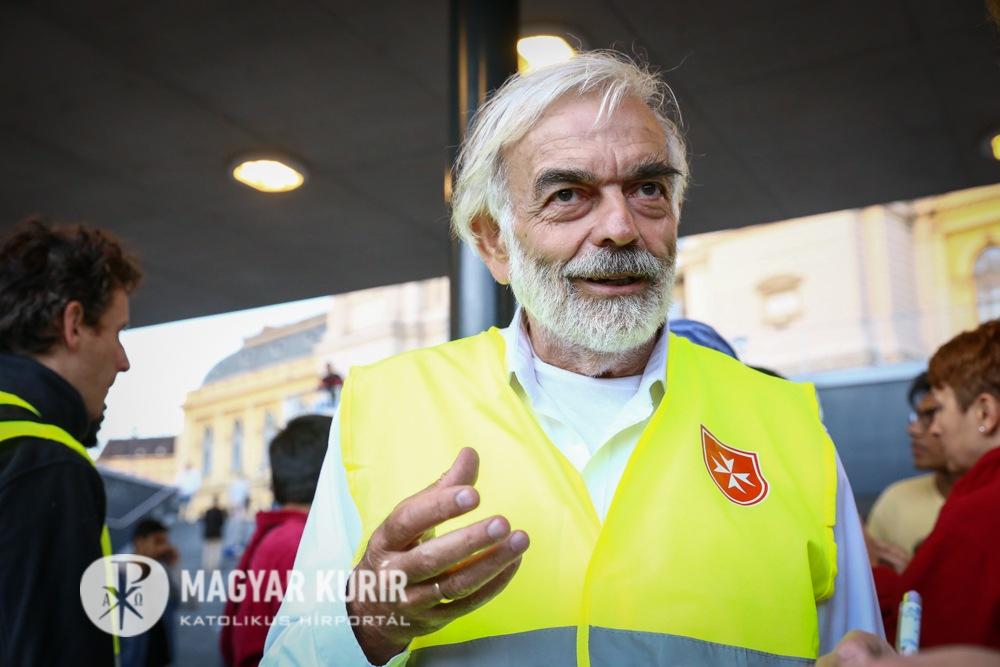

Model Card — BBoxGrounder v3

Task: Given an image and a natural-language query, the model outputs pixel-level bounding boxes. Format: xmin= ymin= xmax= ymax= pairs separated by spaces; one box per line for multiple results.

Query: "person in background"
xmin=174 ymin=462 xmax=201 ymax=522
xmin=865 ymin=372 xmax=960 ymax=572
xmin=264 ymin=50 xmax=880 ymax=666
xmin=120 ymin=518 xmax=179 ymax=667
xmin=668 ymin=318 xmax=738 ymax=358
xmin=202 ymin=495 xmax=227 ymax=571
xmin=319 ymin=362 xmax=344 ymax=407
xmin=871 ymin=319 xmax=1000 ymax=649
xmin=220 ymin=414 xmax=331 ymax=667
xmin=0 ymin=218 xmax=142 ymax=666
xmin=226 ymin=471 xmax=252 ymax=553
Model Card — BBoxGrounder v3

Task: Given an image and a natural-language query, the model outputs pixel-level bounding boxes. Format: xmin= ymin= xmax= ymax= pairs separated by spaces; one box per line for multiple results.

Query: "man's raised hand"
xmin=347 ymin=447 xmax=530 ymax=665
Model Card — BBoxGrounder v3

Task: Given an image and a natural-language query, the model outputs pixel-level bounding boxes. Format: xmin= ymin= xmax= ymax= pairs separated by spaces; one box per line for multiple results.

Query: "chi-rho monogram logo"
xmin=79 ymin=554 xmax=170 ymax=636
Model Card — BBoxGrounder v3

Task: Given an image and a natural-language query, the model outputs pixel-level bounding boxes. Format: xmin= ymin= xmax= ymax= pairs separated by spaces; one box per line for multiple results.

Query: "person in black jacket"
xmin=202 ymin=495 xmax=227 ymax=571
xmin=0 ymin=217 xmax=142 ymax=666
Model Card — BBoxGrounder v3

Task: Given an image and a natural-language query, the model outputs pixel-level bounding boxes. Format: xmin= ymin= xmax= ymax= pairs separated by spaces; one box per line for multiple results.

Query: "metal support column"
xmin=448 ymin=0 xmax=519 ymax=340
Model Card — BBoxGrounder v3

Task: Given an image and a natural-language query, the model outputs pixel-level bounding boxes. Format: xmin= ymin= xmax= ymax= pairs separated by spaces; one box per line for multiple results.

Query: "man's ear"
xmin=471 ymin=216 xmax=511 ymax=285
xmin=60 ymin=301 xmax=86 ymax=351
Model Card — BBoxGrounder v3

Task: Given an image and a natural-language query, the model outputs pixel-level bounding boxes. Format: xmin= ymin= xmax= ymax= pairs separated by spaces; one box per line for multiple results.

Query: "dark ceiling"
xmin=2 ymin=1 xmax=999 ymax=327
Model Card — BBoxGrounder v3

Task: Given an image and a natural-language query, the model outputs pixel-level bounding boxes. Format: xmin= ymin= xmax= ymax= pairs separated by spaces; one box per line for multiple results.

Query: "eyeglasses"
xmin=908 ymin=406 xmax=940 ymax=429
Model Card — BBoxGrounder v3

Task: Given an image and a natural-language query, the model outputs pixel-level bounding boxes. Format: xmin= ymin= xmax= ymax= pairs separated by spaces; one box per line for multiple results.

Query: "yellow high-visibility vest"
xmin=0 ymin=390 xmax=120 ymax=656
xmin=341 ymin=331 xmax=837 ymax=666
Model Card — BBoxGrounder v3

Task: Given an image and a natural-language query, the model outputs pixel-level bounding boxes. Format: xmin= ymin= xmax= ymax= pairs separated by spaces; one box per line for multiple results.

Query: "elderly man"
xmin=0 ymin=218 xmax=141 ymax=665
xmin=264 ymin=51 xmax=880 ymax=666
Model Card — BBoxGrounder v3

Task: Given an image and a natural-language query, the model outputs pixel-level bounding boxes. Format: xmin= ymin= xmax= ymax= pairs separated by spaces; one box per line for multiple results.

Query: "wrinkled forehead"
xmin=522 ymin=91 xmax=669 ymax=143
xmin=506 ymin=94 xmax=670 ymax=166
xmin=504 ymin=107 xmax=682 ymax=208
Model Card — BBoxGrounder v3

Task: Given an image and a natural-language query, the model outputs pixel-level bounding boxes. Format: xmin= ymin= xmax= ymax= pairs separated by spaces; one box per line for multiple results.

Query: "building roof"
xmin=202 ymin=315 xmax=327 ymax=385
xmin=102 ymin=436 xmax=176 ymax=458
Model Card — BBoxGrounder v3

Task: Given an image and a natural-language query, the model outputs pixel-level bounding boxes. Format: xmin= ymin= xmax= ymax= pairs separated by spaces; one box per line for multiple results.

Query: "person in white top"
xmin=263 ymin=51 xmax=882 ymax=666
xmin=173 ymin=462 xmax=201 ymax=522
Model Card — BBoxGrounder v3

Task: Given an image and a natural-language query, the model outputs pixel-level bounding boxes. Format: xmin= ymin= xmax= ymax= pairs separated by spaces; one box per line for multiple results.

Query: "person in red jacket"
xmin=873 ymin=319 xmax=1000 ymax=649
xmin=220 ymin=414 xmax=331 ymax=667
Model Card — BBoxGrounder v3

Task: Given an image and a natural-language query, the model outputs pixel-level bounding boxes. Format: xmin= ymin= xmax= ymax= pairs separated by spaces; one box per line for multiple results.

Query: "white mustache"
xmin=561 ymin=246 xmax=670 ymax=281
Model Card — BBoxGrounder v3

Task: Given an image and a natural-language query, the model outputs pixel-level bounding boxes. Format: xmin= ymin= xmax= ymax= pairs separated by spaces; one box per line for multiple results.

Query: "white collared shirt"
xmin=262 ymin=311 xmax=883 ymax=666
xmin=503 ymin=311 xmax=668 ymax=521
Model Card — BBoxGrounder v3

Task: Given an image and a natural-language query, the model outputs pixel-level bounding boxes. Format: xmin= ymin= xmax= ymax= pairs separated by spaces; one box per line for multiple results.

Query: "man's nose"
xmin=119 ymin=347 xmax=131 ymax=373
xmin=593 ymin=190 xmax=640 ymax=247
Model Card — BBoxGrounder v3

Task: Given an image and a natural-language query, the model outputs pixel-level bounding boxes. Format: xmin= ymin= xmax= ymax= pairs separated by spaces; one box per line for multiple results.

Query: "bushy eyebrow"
xmin=532 ymin=168 xmax=595 ymax=201
xmin=531 ymin=160 xmax=683 ymax=201
xmin=626 ymin=159 xmax=684 ymax=183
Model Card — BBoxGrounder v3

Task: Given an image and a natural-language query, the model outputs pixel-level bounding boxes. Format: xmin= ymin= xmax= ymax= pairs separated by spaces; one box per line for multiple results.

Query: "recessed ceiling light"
xmin=232 ymin=156 xmax=307 ymax=193
xmin=517 ymin=35 xmax=576 ymax=75
xmin=979 ymin=127 xmax=1000 ymax=162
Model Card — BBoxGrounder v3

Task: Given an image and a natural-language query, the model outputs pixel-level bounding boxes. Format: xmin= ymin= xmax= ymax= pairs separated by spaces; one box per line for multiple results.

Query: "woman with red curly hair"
xmin=874 ymin=318 xmax=1000 ymax=650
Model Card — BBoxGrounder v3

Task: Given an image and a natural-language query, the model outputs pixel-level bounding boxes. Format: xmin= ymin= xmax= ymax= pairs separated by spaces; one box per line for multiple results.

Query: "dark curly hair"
xmin=0 ymin=217 xmax=143 ymax=355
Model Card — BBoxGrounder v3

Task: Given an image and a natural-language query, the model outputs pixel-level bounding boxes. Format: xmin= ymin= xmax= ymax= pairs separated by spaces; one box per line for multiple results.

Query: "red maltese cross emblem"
xmin=701 ymin=425 xmax=769 ymax=506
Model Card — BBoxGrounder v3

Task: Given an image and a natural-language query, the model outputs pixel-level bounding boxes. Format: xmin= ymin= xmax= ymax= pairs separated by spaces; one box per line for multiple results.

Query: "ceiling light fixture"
xmin=231 ymin=155 xmax=307 ymax=193
xmin=979 ymin=126 xmax=1000 ymax=162
xmin=517 ymin=35 xmax=576 ymax=75
xmin=517 ymin=24 xmax=587 ymax=75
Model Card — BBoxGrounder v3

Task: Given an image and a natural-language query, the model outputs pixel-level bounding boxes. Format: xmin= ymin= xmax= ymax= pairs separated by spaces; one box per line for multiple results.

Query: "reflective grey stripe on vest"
xmin=409 ymin=626 xmax=813 ymax=666
xmin=409 ymin=627 xmax=576 ymax=666
xmin=590 ymin=627 xmax=813 ymax=667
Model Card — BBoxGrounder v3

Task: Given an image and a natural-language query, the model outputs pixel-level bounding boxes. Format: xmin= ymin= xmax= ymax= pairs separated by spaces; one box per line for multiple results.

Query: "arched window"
xmin=261 ymin=411 xmax=277 ymax=471
xmin=975 ymin=245 xmax=1000 ymax=323
xmin=231 ymin=419 xmax=243 ymax=472
xmin=202 ymin=426 xmax=213 ymax=478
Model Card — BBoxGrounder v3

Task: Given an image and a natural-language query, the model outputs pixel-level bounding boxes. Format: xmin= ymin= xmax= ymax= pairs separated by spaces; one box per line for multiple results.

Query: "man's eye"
xmin=636 ymin=182 xmax=664 ymax=198
xmin=553 ymin=189 xmax=577 ymax=203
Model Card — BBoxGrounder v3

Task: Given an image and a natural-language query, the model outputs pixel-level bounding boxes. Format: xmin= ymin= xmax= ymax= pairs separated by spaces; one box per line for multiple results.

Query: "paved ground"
xmin=171 ymin=518 xmax=254 ymax=666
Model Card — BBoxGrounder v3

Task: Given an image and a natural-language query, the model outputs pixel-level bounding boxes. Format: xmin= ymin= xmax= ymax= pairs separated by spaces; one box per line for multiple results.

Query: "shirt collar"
xmin=497 ymin=306 xmax=669 ymax=404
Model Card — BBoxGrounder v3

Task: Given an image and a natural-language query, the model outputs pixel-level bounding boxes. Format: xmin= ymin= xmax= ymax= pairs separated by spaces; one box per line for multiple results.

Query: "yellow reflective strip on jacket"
xmin=0 ymin=420 xmax=94 ymax=461
xmin=0 ymin=390 xmax=42 ymax=416
xmin=0 ymin=397 xmax=120 ymax=655
xmin=342 ymin=330 xmax=836 ymax=663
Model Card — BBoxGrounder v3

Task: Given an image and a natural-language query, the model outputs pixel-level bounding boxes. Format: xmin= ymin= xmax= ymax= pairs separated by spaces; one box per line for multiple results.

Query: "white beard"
xmin=506 ymin=234 xmax=676 ymax=355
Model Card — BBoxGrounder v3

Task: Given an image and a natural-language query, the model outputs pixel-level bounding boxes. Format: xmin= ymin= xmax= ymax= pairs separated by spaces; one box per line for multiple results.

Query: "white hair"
xmin=450 ymin=50 xmax=689 ymax=250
